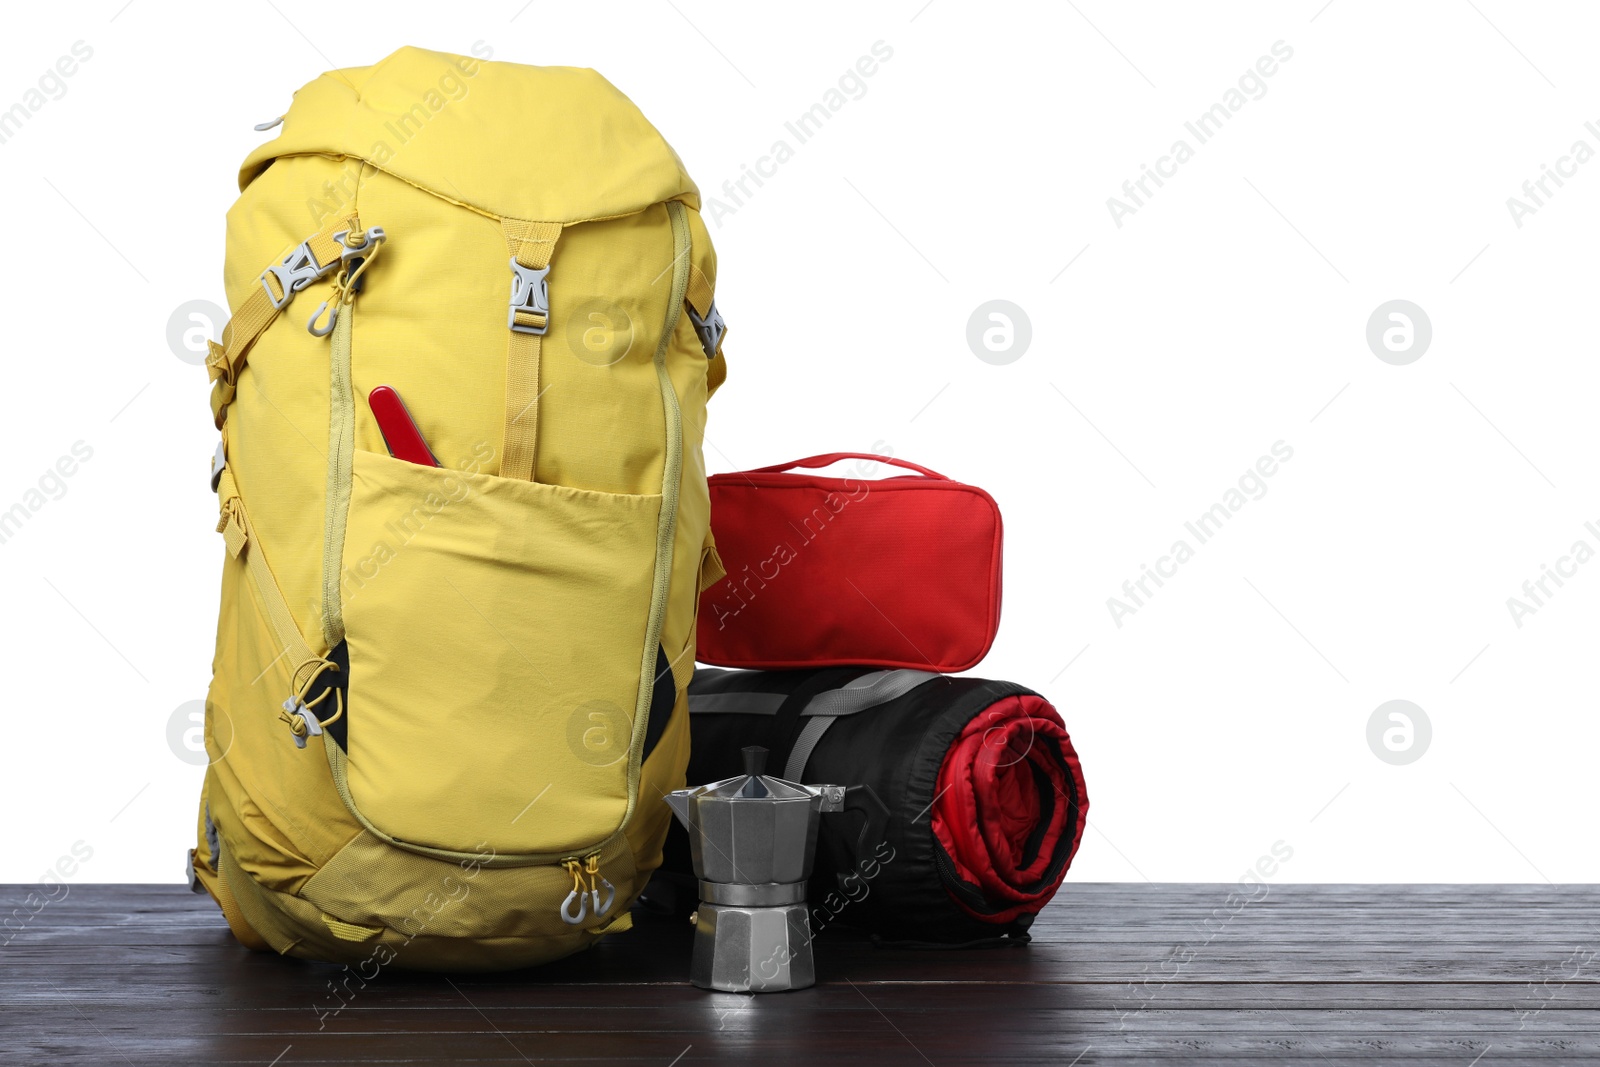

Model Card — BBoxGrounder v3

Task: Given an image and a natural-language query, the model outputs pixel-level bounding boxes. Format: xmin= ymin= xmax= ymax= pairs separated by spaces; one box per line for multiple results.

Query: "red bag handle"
xmin=744 ymin=453 xmax=951 ymax=480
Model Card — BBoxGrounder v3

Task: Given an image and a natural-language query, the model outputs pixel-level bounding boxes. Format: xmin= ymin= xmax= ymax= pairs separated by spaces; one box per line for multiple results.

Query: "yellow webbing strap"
xmin=500 ymin=218 xmax=563 ymax=481
xmin=214 ymin=848 xmax=272 ymax=952
xmin=685 ymin=263 xmax=715 ymax=320
xmin=207 ymin=214 xmax=357 ymax=429
xmin=596 ymin=910 xmax=634 ymax=937
xmin=698 ymin=541 xmax=727 ymax=593
xmin=321 ymin=914 xmax=383 ymax=942
xmin=707 ymin=348 xmax=727 ymax=397
xmin=216 ymin=468 xmax=324 ymax=696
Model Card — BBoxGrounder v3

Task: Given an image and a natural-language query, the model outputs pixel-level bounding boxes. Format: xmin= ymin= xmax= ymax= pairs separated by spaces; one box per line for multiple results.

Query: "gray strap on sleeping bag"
xmin=782 ymin=669 xmax=939 ymax=781
xmin=688 ymin=691 xmax=787 ymax=715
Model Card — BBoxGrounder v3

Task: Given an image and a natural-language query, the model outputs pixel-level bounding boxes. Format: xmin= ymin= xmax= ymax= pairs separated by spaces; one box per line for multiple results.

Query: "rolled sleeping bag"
xmin=653 ymin=667 xmax=1089 ymax=945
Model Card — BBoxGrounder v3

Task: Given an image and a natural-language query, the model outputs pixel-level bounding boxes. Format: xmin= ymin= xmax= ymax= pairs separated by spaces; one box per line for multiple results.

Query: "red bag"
xmin=696 ymin=453 xmax=1003 ymax=672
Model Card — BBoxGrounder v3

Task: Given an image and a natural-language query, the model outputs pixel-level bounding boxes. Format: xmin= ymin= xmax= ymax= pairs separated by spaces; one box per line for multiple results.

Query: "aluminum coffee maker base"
xmin=691 ymin=902 xmax=814 ymax=993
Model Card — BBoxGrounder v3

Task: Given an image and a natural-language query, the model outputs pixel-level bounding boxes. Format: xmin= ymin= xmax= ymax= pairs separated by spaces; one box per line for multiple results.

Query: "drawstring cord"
xmin=333 ymin=232 xmax=383 ymax=304
xmin=280 ymin=658 xmax=344 ymax=746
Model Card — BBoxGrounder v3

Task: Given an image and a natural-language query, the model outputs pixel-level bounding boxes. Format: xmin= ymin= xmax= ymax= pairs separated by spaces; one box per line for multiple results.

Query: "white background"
xmin=1 ymin=0 xmax=1595 ymax=886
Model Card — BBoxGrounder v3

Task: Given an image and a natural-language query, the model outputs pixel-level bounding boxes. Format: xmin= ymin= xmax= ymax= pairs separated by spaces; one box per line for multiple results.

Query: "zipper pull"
xmin=307 ymin=227 xmax=387 ymax=337
xmin=559 ymin=859 xmax=589 ymax=925
xmin=585 ymin=852 xmax=615 ymax=918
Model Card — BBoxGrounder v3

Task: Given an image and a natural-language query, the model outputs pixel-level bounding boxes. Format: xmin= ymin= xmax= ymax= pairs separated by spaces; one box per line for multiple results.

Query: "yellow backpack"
xmin=189 ymin=47 xmax=727 ymax=971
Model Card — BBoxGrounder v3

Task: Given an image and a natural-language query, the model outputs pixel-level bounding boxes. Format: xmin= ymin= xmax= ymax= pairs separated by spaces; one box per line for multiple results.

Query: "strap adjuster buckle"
xmin=508 ymin=259 xmax=550 ymax=335
xmin=688 ymin=300 xmax=725 ymax=359
xmin=210 ymin=441 xmax=227 ymax=493
xmin=259 ymin=239 xmax=340 ymax=310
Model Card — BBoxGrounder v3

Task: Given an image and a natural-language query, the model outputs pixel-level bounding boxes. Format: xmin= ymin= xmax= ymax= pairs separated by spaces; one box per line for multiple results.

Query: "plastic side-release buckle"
xmin=508 ymin=259 xmax=550 ymax=335
xmin=210 ymin=441 xmax=227 ymax=493
xmin=688 ymin=300 xmax=725 ymax=359
xmin=260 ymin=240 xmax=340 ymax=310
xmin=186 ymin=850 xmax=206 ymax=894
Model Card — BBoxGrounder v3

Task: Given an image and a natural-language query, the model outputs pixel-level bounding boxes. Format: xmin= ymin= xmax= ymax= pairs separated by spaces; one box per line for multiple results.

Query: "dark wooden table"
xmin=5 ymin=884 xmax=1597 ymax=1065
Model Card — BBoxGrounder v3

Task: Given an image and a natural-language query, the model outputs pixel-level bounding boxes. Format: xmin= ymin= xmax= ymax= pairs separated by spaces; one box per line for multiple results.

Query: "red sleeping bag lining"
xmin=931 ymin=694 xmax=1088 ymax=925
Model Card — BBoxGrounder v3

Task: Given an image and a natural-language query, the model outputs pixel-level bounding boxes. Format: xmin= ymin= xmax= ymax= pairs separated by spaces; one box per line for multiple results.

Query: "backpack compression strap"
xmin=206 ymin=213 xmax=358 ymax=429
xmin=216 ymin=465 xmax=344 ymax=747
xmin=500 ymin=218 xmax=564 ymax=480
xmin=684 ymin=262 xmax=727 ymax=396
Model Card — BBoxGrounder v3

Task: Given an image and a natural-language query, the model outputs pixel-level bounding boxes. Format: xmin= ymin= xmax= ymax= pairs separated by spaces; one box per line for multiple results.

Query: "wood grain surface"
xmin=4 ymin=883 xmax=1596 ymax=1065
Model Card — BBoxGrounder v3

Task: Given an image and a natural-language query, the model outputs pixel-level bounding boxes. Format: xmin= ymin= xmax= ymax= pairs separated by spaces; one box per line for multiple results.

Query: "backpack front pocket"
xmin=336 ymin=449 xmax=664 ymax=859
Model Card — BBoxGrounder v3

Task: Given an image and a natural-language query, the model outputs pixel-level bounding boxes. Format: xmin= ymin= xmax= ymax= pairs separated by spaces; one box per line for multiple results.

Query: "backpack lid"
xmin=238 ymin=46 xmax=700 ymax=224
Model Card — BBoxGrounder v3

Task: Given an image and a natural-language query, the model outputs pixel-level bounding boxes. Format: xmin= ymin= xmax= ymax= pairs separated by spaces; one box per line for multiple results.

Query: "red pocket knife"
xmin=368 ymin=386 xmax=441 ymax=467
